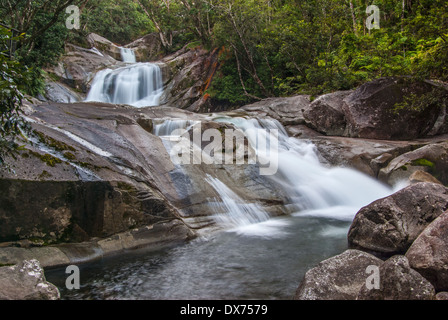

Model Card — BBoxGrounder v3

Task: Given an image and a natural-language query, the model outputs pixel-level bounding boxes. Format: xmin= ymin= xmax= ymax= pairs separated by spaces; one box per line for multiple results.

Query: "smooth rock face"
xmin=348 ymin=182 xmax=448 ymax=256
xmin=406 ymin=211 xmax=448 ymax=292
xmin=357 ymin=255 xmax=435 ymax=300
xmin=294 ymin=249 xmax=383 ymax=300
xmin=0 ymin=260 xmax=60 ymax=300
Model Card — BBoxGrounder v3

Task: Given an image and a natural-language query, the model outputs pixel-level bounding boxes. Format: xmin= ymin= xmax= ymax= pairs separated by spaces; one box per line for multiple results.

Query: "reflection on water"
xmin=46 ymin=215 xmax=351 ymax=300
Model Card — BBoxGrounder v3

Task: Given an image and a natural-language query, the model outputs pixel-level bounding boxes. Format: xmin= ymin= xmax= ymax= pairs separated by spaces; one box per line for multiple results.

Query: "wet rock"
xmin=406 ymin=211 xmax=448 ymax=291
xmin=0 ymin=260 xmax=60 ymax=300
xmin=357 ymin=255 xmax=435 ymax=300
xmin=348 ymin=182 xmax=448 ymax=256
xmin=294 ymin=249 xmax=383 ymax=300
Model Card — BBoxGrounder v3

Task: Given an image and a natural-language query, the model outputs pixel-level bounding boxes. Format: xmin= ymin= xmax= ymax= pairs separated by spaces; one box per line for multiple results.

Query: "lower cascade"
xmin=85 ymin=63 xmax=164 ymax=107
xmin=152 ymin=115 xmax=394 ymax=229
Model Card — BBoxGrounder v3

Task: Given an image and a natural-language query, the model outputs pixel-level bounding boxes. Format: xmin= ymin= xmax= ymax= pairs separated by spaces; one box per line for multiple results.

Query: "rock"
xmin=0 ymin=260 xmax=60 ymax=300
xmin=435 ymin=292 xmax=448 ymax=300
xmin=303 ymin=91 xmax=351 ymax=136
xmin=126 ymin=32 xmax=164 ymax=62
xmin=87 ymin=33 xmax=122 ymax=61
xmin=409 ymin=170 xmax=443 ymax=185
xmin=43 ymin=79 xmax=84 ymax=103
xmin=159 ymin=46 xmax=223 ymax=112
xmin=45 ymin=43 xmax=118 ymax=94
xmin=406 ymin=211 xmax=448 ymax=291
xmin=342 ymin=77 xmax=448 ymax=140
xmin=357 ymin=255 xmax=435 ymax=300
xmin=310 ymin=136 xmax=418 ymax=177
xmin=237 ymin=95 xmax=311 ymax=127
xmin=348 ymin=182 xmax=448 ymax=256
xmin=294 ymin=249 xmax=383 ymax=300
xmin=379 ymin=141 xmax=448 ymax=186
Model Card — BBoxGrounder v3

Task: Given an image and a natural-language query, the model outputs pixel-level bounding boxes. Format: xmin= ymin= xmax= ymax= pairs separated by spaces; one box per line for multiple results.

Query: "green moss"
xmin=0 ymin=263 xmax=15 ymax=267
xmin=411 ymin=158 xmax=435 ymax=168
xmin=38 ymin=170 xmax=53 ymax=179
xmin=399 ymin=165 xmax=408 ymax=171
xmin=34 ymin=130 xmax=76 ymax=152
xmin=29 ymin=150 xmax=63 ymax=167
xmin=63 ymin=151 xmax=76 ymax=160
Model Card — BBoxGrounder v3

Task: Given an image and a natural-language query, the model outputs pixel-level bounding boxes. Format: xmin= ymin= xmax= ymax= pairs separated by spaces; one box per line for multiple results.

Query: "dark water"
xmin=46 ymin=214 xmax=350 ymax=300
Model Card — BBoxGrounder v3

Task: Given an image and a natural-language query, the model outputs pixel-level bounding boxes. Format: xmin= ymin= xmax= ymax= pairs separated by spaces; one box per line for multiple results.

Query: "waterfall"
xmin=120 ymin=47 xmax=136 ymax=63
xmin=214 ymin=116 xmax=393 ymax=221
xmin=153 ymin=119 xmax=199 ymax=137
xmin=206 ymin=174 xmax=271 ymax=228
xmin=85 ymin=63 xmax=164 ymax=107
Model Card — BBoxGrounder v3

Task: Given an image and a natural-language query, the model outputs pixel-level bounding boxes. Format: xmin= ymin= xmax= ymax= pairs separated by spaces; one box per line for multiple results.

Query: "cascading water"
xmin=212 ymin=116 xmax=393 ymax=222
xmin=120 ymin=47 xmax=136 ymax=63
xmin=85 ymin=63 xmax=164 ymax=107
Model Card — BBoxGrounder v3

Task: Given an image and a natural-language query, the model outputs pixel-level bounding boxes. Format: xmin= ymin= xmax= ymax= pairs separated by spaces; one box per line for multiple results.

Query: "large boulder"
xmin=304 ymin=77 xmax=448 ymax=140
xmin=294 ymin=249 xmax=383 ymax=300
xmin=238 ymin=95 xmax=311 ymax=127
xmin=357 ymin=255 xmax=435 ymax=300
xmin=0 ymin=260 xmax=60 ymax=300
xmin=303 ymin=91 xmax=351 ymax=136
xmin=348 ymin=182 xmax=448 ymax=256
xmin=406 ymin=211 xmax=448 ymax=291
xmin=342 ymin=77 xmax=448 ymax=140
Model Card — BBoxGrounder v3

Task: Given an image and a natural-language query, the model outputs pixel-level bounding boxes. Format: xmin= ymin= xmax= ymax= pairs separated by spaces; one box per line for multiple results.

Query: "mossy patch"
xmin=34 ymin=130 xmax=76 ymax=152
xmin=29 ymin=150 xmax=63 ymax=167
xmin=411 ymin=158 xmax=435 ymax=168
xmin=63 ymin=151 xmax=76 ymax=160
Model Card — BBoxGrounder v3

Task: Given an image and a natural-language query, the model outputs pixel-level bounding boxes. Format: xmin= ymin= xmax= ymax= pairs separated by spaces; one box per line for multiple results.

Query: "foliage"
xmin=0 ymin=26 xmax=31 ymax=165
xmin=1 ymin=0 xmax=448 ymax=108
xmin=78 ymin=0 xmax=154 ymax=46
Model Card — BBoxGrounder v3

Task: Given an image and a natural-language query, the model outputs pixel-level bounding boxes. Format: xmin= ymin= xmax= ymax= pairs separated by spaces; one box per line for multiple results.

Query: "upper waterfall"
xmin=120 ymin=47 xmax=136 ymax=63
xmin=85 ymin=62 xmax=164 ymax=108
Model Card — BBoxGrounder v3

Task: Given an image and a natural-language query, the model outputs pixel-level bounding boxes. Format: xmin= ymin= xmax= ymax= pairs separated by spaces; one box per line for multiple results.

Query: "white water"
xmin=85 ymin=63 xmax=164 ymax=107
xmin=120 ymin=47 xmax=136 ymax=63
xmin=213 ymin=116 xmax=393 ymax=224
xmin=206 ymin=174 xmax=271 ymax=228
xmin=153 ymin=116 xmax=394 ymax=234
